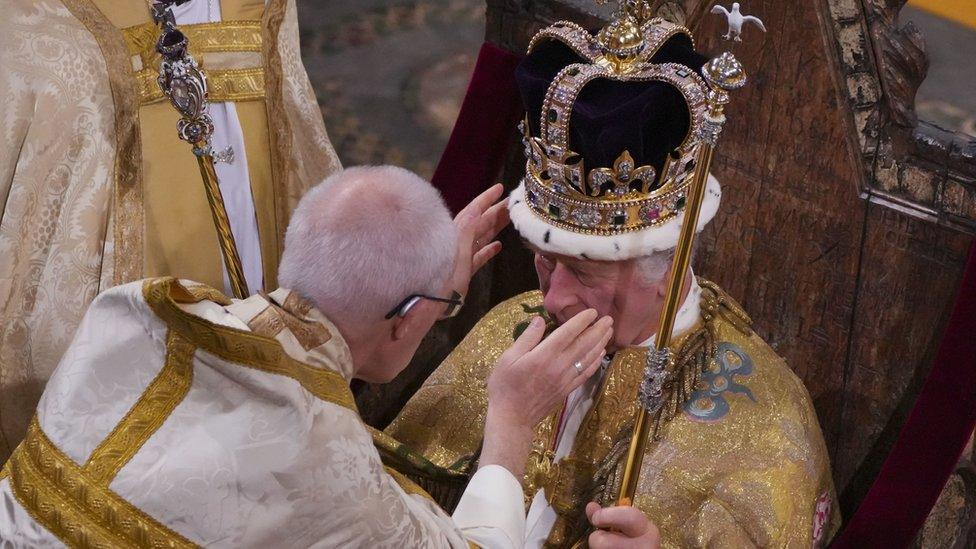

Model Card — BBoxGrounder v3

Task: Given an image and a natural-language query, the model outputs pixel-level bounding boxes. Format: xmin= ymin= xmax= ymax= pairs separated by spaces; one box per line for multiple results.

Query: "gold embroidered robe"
xmin=0 ymin=278 xmax=527 ymax=547
xmin=387 ymin=280 xmax=842 ymax=547
xmin=0 ymin=0 xmax=340 ymax=461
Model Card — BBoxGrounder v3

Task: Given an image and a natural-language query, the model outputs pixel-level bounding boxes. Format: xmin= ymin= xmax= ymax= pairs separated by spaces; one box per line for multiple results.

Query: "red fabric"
xmin=432 ymin=42 xmax=523 ymax=214
xmin=834 ymin=240 xmax=976 ymax=547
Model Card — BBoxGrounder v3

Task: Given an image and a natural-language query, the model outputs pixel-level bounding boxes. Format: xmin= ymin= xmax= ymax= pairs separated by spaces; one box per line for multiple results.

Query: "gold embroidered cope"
xmin=387 ymin=279 xmax=841 ymax=547
xmin=1 ymin=278 xmax=446 ymax=546
xmin=2 ymin=278 xmax=362 ymax=547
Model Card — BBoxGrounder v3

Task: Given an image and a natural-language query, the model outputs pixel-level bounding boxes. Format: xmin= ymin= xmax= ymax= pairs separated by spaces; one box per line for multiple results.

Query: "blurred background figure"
xmin=0 ymin=0 xmax=341 ymax=462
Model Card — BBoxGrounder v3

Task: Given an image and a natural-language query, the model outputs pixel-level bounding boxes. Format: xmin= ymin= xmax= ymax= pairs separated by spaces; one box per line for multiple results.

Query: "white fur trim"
xmin=507 ymin=174 xmax=722 ymax=260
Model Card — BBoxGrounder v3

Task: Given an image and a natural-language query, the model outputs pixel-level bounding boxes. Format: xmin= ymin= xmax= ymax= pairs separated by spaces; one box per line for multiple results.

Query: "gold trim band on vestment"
xmin=122 ymin=19 xmax=266 ymax=105
xmin=8 ymin=418 xmax=197 ymax=548
xmin=176 ymin=283 xmax=234 ymax=306
xmin=122 ymin=20 xmax=264 ymax=57
xmin=262 ymin=0 xmax=292 ymax=265
xmin=85 ymin=330 xmax=195 ymax=485
xmin=135 ymin=66 xmax=266 ymax=104
xmin=142 ymin=278 xmax=358 ymax=412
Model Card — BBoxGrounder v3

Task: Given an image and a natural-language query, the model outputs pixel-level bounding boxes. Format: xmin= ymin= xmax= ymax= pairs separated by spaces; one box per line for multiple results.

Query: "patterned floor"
xmin=296 ymin=0 xmax=485 ymax=179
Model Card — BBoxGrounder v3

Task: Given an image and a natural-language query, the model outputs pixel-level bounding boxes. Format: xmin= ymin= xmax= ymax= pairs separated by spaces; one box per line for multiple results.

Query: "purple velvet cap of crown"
xmin=515 ymin=33 xmax=709 ymax=181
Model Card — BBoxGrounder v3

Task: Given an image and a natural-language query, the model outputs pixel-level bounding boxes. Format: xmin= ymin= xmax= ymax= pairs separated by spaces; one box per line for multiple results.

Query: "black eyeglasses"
xmin=384 ymin=291 xmax=464 ymax=320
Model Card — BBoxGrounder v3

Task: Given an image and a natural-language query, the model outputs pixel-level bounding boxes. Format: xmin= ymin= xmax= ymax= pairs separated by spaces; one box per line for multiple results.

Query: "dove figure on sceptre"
xmin=711 ymin=2 xmax=766 ymax=41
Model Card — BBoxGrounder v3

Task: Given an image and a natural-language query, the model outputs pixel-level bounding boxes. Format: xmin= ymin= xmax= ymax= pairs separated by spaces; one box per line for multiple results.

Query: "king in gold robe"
xmin=388 ymin=278 xmax=840 ymax=547
xmin=386 ymin=9 xmax=840 ymax=548
xmin=0 ymin=0 xmax=340 ymax=461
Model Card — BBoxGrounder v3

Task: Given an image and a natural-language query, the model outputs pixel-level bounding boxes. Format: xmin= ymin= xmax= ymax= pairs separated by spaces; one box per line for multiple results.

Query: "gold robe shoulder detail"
xmin=386 ymin=280 xmax=841 ymax=548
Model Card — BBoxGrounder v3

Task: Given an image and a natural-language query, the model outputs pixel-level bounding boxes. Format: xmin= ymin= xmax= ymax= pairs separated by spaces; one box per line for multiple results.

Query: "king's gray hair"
xmin=635 ymin=245 xmax=694 ymax=285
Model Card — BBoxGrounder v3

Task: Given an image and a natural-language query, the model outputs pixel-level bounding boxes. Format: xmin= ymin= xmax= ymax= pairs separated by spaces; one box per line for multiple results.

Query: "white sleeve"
xmin=451 ymin=465 xmax=527 ymax=549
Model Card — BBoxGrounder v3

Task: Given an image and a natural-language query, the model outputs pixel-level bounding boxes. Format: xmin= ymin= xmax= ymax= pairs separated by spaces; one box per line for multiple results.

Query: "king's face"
xmin=533 ymin=251 xmax=665 ymax=351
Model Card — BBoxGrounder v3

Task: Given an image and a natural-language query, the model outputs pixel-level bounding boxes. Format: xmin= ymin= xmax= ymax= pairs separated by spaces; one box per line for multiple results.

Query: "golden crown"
xmin=520 ymin=12 xmax=713 ymax=236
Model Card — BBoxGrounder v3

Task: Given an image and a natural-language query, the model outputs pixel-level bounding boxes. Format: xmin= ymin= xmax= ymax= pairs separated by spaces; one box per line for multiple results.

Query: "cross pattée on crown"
xmin=595 ymin=0 xmax=654 ymax=26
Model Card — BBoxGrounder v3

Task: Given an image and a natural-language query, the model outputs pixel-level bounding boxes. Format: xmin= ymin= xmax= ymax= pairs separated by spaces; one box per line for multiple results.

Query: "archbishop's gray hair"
xmin=278 ymin=166 xmax=458 ymax=324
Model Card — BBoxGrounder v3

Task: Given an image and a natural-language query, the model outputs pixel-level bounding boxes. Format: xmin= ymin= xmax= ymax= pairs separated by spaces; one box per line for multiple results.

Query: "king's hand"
xmin=586 ymin=502 xmax=661 ymax=548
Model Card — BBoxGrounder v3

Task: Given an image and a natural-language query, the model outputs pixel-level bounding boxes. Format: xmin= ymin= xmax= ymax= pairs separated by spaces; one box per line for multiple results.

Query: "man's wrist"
xmin=485 ymin=403 xmax=534 ymax=436
xmin=480 ymin=405 xmax=536 ymax=478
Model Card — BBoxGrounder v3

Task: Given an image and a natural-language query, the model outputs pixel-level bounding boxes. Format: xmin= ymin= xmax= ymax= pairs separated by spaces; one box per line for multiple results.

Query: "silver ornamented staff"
xmin=615 ymin=3 xmax=760 ymax=507
xmin=152 ymin=1 xmax=250 ymax=299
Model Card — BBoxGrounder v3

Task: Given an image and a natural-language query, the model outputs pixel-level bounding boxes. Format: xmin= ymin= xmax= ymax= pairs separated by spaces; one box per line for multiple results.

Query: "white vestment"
xmin=0 ymin=278 xmax=524 ymax=548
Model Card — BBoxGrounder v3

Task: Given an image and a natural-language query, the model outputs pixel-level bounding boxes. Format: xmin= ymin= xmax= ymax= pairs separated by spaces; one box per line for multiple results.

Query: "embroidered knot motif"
xmin=683 ymin=342 xmax=756 ymax=421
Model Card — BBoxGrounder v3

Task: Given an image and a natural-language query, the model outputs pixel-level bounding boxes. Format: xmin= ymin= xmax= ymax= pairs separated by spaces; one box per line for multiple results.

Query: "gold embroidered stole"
xmin=530 ymin=347 xmax=648 ymax=548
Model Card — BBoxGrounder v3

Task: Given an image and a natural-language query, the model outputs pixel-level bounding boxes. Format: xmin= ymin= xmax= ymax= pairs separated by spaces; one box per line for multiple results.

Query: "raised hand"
xmin=480 ymin=309 xmax=613 ymax=477
xmin=446 ymin=184 xmax=510 ymax=298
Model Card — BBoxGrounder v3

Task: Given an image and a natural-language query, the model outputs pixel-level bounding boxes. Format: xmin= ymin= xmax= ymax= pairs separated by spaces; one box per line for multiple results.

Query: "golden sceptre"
xmin=615 ymin=7 xmax=756 ymax=506
xmin=151 ymin=1 xmax=250 ymax=299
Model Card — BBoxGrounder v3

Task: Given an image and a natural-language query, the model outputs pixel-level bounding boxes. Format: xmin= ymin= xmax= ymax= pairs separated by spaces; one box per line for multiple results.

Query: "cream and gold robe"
xmin=388 ymin=279 xmax=842 ymax=548
xmin=0 ymin=0 xmax=340 ymax=461
xmin=0 ymin=277 xmax=527 ymax=547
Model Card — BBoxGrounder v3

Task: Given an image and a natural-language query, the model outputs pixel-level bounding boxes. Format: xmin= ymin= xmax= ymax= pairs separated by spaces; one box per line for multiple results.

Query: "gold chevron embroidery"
xmin=8 ymin=418 xmax=197 ymax=548
xmin=85 ymin=330 xmax=195 ymax=484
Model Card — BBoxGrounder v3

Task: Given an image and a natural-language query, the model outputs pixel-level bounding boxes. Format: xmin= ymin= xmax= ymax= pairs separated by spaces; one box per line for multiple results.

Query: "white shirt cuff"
xmin=452 ymin=465 xmax=526 ymax=549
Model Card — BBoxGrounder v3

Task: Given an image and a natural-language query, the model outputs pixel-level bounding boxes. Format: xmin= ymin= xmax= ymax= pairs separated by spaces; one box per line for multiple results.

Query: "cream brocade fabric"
xmin=387 ymin=281 xmax=842 ymax=548
xmin=0 ymin=0 xmax=119 ymax=460
xmin=0 ymin=278 xmax=475 ymax=547
xmin=0 ymin=0 xmax=341 ymax=462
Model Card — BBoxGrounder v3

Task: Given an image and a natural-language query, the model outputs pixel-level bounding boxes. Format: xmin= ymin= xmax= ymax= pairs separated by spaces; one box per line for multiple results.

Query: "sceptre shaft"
xmin=615 ymin=14 xmax=755 ymax=506
xmin=152 ymin=1 xmax=250 ymax=299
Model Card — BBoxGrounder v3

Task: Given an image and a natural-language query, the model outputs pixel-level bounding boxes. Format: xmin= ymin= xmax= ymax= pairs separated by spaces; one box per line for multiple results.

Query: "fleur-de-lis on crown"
xmin=586 ymin=150 xmax=657 ymax=197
